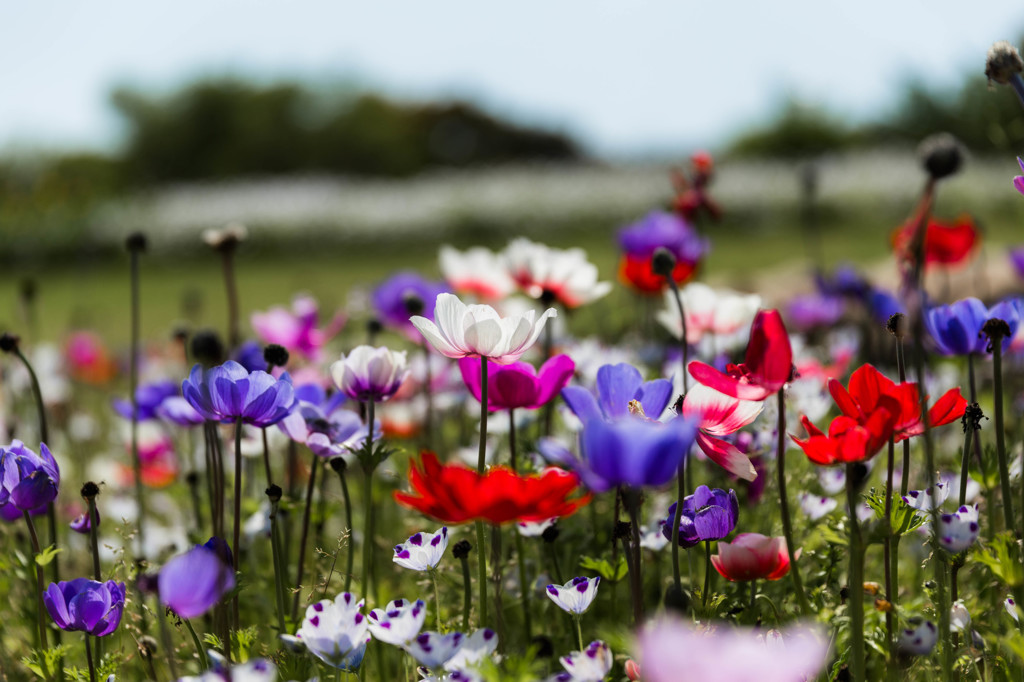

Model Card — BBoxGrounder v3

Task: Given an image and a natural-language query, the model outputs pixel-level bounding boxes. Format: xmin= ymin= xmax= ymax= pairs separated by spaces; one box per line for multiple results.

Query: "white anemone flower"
xmin=557 ymin=640 xmax=613 ymax=682
xmin=439 ymin=245 xmax=516 ymax=301
xmin=545 ymin=576 xmax=600 ymax=615
xmin=898 ymin=620 xmax=938 ymax=656
xmin=294 ymin=593 xmax=369 ymax=671
xmin=393 ymin=527 xmax=448 ymax=571
xmin=937 ymin=505 xmax=980 ymax=554
xmin=405 ymin=631 xmax=465 ymax=668
xmin=411 ymin=293 xmax=555 ymax=365
xmin=330 ymin=346 xmax=410 ymax=402
xmin=502 ymin=238 xmax=612 ymax=309
xmin=443 ymin=628 xmax=498 ymax=672
xmin=656 ymin=282 xmax=761 ymax=345
xmin=367 ymin=598 xmax=427 ymax=646
xmin=950 ymin=601 xmax=971 ymax=632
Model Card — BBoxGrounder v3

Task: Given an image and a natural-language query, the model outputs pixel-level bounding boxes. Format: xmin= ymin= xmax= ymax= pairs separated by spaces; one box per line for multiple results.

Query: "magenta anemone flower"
xmin=638 ymin=618 xmax=828 ymax=682
xmin=181 ymin=361 xmax=296 ymax=427
xmin=44 ymin=578 xmax=126 ymax=637
xmin=688 ymin=309 xmax=793 ymax=401
xmin=1015 ymin=156 xmax=1024 ymax=196
xmin=157 ymin=543 xmax=236 ymax=618
xmin=679 ymin=384 xmax=762 ymax=481
xmin=458 ymin=354 xmax=575 ymax=412
xmin=251 ymin=294 xmax=345 ymax=362
xmin=0 ymin=440 xmax=60 ymax=511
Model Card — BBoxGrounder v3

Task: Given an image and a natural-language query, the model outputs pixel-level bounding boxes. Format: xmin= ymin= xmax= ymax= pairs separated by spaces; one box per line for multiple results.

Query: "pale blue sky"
xmin=4 ymin=1 xmax=1024 ymax=157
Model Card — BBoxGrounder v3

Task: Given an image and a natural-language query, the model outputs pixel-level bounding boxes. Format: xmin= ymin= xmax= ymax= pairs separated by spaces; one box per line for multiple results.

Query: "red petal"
xmin=688 ymin=361 xmax=773 ymax=401
xmin=743 ymin=309 xmax=792 ymax=394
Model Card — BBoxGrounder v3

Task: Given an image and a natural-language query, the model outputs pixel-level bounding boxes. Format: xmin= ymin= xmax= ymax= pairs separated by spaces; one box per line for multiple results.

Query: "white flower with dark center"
xmin=405 ymin=631 xmax=465 ymax=669
xmin=330 ymin=346 xmax=410 ymax=403
xmin=545 ymin=577 xmax=600 ymax=615
xmin=368 ymin=598 xmax=427 ymax=646
xmin=937 ymin=505 xmax=980 ymax=553
xmin=393 ymin=527 xmax=448 ymax=571
xmin=294 ymin=593 xmax=369 ymax=671
xmin=798 ymin=493 xmax=837 ymax=521
xmin=410 ymin=293 xmax=556 ymax=365
xmin=502 ymin=238 xmax=612 ymax=309
xmin=444 ymin=628 xmax=498 ymax=672
xmin=898 ymin=620 xmax=938 ymax=656
xmin=558 ymin=640 xmax=613 ymax=682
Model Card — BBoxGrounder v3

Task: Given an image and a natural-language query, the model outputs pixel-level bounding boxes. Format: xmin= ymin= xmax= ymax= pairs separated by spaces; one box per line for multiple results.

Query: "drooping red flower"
xmin=828 ymin=364 xmax=966 ymax=442
xmin=891 ymin=214 xmax=979 ymax=268
xmin=394 ymin=452 xmax=590 ymax=524
xmin=688 ymin=309 xmax=792 ymax=401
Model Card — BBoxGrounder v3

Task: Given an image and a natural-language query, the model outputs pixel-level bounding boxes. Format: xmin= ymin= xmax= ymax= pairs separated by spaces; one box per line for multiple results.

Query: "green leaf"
xmin=579 ymin=555 xmax=628 ymax=582
xmin=976 ymin=532 xmax=1024 ymax=587
xmin=35 ymin=545 xmax=63 ymax=567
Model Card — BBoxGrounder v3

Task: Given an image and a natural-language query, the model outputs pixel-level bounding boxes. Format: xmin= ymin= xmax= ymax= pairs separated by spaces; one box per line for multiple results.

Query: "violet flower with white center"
xmin=898 ymin=620 xmax=938 ymax=655
xmin=330 ymin=346 xmax=410 ymax=403
xmin=558 ymin=640 xmax=613 ymax=682
xmin=443 ymin=628 xmax=498 ymax=672
xmin=156 ymin=396 xmax=206 ymax=427
xmin=405 ymin=631 xmax=465 ymax=669
xmin=393 ymin=527 xmax=448 ymax=571
xmin=937 ymin=505 xmax=980 ymax=553
xmin=902 ymin=482 xmax=948 ymax=512
xmin=516 ymin=518 xmax=557 ymax=537
xmin=368 ymin=598 xmax=427 ymax=646
xmin=295 ymin=592 xmax=369 ymax=671
xmin=546 ymin=577 xmax=600 ymax=615
xmin=798 ymin=493 xmax=837 ymax=521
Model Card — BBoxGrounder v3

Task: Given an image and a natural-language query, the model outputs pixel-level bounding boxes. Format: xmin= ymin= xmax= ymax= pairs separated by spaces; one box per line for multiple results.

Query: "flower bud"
xmin=962 ymin=403 xmax=985 ymax=433
xmin=124 ymin=232 xmax=147 ymax=253
xmin=329 ymin=457 xmax=348 ymax=474
xmin=918 ymin=133 xmax=965 ymax=181
xmin=986 ymin=41 xmax=1024 ymax=85
xmin=190 ymin=329 xmax=226 ymax=367
xmin=542 ymin=525 xmax=562 ymax=544
xmin=886 ymin=313 xmax=906 ymax=339
xmin=651 ymin=247 xmax=677 ymax=279
xmin=452 ymin=539 xmax=472 ymax=559
xmin=263 ymin=344 xmax=289 ymax=369
xmin=81 ymin=481 xmax=100 ymax=499
xmin=0 ymin=332 xmax=20 ymax=353
xmin=265 ymin=484 xmax=283 ymax=502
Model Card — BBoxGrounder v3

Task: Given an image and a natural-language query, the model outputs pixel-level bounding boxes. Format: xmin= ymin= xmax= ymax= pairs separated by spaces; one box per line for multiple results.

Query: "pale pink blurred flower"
xmin=439 ymin=245 xmax=516 ymax=301
xmin=657 ymin=282 xmax=761 ymax=345
xmin=251 ymin=294 xmax=345 ymax=362
xmin=503 ymin=238 xmax=611 ymax=308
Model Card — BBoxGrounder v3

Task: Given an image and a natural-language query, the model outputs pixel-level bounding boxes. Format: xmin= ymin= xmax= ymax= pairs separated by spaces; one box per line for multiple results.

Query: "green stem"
xmin=459 ymin=555 xmax=472 ymax=632
xmin=184 ymin=618 xmax=209 ymax=671
xmin=702 ymin=540 xmax=712 ymax=612
xmin=670 ymin=459 xmax=685 ymax=596
xmin=573 ymin=614 xmax=584 ymax=652
xmin=268 ymin=494 xmax=288 ymax=634
xmin=261 ymin=428 xmax=274 ymax=488
xmin=776 ymin=389 xmax=811 ymax=615
xmin=294 ymin=453 xmax=319 ymax=619
xmin=992 ymin=339 xmax=1015 ymax=532
xmin=334 ymin=463 xmax=355 ymax=593
xmin=846 ymin=462 xmax=865 ymax=682
xmin=87 ymin=496 xmax=101 ymax=581
xmin=155 ymin=599 xmax=180 ymax=680
xmin=84 ymin=635 xmax=96 ymax=682
xmin=430 ymin=569 xmax=443 ymax=632
xmin=883 ymin=437 xmax=895 ymax=664
xmin=231 ymin=416 xmax=243 ymax=640
xmin=23 ymin=511 xmax=51 ymax=682
xmin=514 ymin=531 xmax=532 ymax=642
xmin=476 ymin=356 xmax=490 ymax=627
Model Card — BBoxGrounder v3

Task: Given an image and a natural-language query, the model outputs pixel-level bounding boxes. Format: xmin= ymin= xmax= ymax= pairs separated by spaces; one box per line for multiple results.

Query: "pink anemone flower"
xmin=680 ymin=384 xmax=762 ymax=481
xmin=251 ymin=294 xmax=345 ymax=362
xmin=458 ymin=355 xmax=575 ymax=412
xmin=688 ymin=309 xmax=792 ymax=401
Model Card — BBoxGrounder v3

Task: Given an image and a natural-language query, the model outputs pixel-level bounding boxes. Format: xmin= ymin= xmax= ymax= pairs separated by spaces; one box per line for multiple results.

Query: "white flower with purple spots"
xmin=368 ymin=598 xmax=427 ymax=646
xmin=405 ymin=630 xmax=465 ymax=669
xmin=294 ymin=593 xmax=369 ymax=671
xmin=517 ymin=518 xmax=557 ymax=537
xmin=950 ymin=601 xmax=971 ymax=632
xmin=898 ymin=620 xmax=938 ymax=656
xmin=1006 ymin=597 xmax=1020 ymax=623
xmin=175 ymin=657 xmax=277 ymax=681
xmin=798 ymin=493 xmax=837 ymax=521
xmin=937 ymin=505 xmax=980 ymax=553
xmin=393 ymin=527 xmax=449 ymax=571
xmin=817 ymin=466 xmax=846 ymax=495
xmin=902 ymin=483 xmax=948 ymax=512
xmin=558 ymin=640 xmax=613 ymax=682
xmin=444 ymin=628 xmax=498 ymax=672
xmin=546 ymin=577 xmax=600 ymax=615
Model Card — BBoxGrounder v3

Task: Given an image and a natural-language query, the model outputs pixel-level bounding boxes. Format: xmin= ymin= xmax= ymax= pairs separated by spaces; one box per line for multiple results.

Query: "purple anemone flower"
xmin=372 ymin=271 xmax=450 ymax=339
xmin=158 ymin=543 xmax=235 ymax=618
xmin=112 ymin=380 xmax=180 ymax=421
xmin=70 ymin=508 xmax=98 ymax=534
xmin=1010 ymin=247 xmax=1024 ymax=280
xmin=232 ymin=340 xmax=269 ymax=373
xmin=156 ymin=396 xmax=206 ymax=427
xmin=0 ymin=440 xmax=60 ymax=511
xmin=924 ymin=297 xmax=1021 ymax=356
xmin=278 ymin=384 xmax=377 ymax=460
xmin=662 ymin=485 xmax=739 ymax=547
xmin=814 ymin=265 xmax=870 ymax=299
xmin=539 ymin=416 xmax=697 ymax=493
xmin=618 ymin=211 xmax=708 ymax=263
xmin=181 ymin=361 xmax=297 ymax=427
xmin=561 ymin=363 xmax=673 ymax=423
xmin=44 ymin=578 xmax=126 ymax=637
xmin=785 ymin=293 xmax=844 ymax=331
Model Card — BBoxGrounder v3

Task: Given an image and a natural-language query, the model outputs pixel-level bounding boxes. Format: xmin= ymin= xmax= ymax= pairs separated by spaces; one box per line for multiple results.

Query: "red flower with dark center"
xmin=688 ymin=309 xmax=792 ymax=401
xmin=394 ymin=452 xmax=590 ymax=524
xmin=891 ymin=214 xmax=979 ymax=268
xmin=828 ymin=364 xmax=966 ymax=442
xmin=618 ymin=254 xmax=697 ymax=294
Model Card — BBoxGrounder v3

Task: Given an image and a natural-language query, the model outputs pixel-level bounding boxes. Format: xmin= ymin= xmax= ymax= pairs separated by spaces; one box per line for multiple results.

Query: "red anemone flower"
xmin=828 ymin=364 xmax=966 ymax=442
xmin=688 ymin=309 xmax=792 ymax=401
xmin=618 ymin=254 xmax=697 ymax=294
xmin=394 ymin=452 xmax=590 ymax=524
xmin=891 ymin=214 xmax=979 ymax=268
xmin=794 ymin=404 xmax=900 ymax=466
